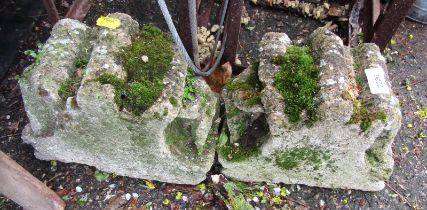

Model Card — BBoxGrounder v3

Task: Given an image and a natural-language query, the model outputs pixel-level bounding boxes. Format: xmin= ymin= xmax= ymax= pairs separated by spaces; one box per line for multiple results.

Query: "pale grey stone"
xmin=219 ymin=28 xmax=401 ymax=191
xmin=20 ymin=13 xmax=218 ymax=184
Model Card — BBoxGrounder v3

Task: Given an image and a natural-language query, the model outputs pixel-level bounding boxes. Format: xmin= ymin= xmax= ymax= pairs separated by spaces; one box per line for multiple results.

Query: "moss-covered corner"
xmin=365 ymin=148 xmax=393 ymax=179
xmin=345 ymin=93 xmax=388 ymax=132
xmin=58 ymin=76 xmax=82 ymax=100
xmin=225 ymin=62 xmax=262 ymax=106
xmin=58 ymin=59 xmax=88 ymax=101
xmin=164 ymin=116 xmax=216 ymax=162
xmin=273 ymin=45 xmax=320 ymax=126
xmin=97 ymin=25 xmax=174 ymax=115
xmin=219 ymin=140 xmax=260 ymax=162
xmin=275 ymin=147 xmax=332 ymax=171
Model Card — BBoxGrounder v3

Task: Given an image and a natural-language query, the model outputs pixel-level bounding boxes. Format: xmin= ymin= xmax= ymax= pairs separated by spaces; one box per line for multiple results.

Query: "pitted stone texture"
xmin=220 ymin=28 xmax=401 ymax=191
xmin=20 ymin=13 xmax=218 ymax=185
xmin=19 ymin=19 xmax=93 ymax=136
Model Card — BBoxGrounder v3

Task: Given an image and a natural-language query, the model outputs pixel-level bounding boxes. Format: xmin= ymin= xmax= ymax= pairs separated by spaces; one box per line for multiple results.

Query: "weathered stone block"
xmin=19 ymin=13 xmax=218 ymax=184
xmin=220 ymin=28 xmax=401 ymax=191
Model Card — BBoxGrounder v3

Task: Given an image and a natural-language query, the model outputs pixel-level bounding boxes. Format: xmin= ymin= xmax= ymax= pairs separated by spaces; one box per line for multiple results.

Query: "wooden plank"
xmin=0 ymin=151 xmax=65 ymax=210
xmin=370 ymin=0 xmax=416 ymax=50
xmin=65 ymin=0 xmax=93 ymax=21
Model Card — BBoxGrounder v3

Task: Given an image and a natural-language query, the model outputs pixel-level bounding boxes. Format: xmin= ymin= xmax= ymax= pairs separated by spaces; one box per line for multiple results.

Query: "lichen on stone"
xmin=273 ymin=45 xmax=320 ymax=125
xmin=275 ymin=147 xmax=331 ymax=170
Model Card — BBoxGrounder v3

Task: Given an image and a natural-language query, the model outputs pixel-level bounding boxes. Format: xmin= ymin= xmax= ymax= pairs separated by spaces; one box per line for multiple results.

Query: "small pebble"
xmin=273 ymin=187 xmax=281 ymax=195
xmin=211 ymin=174 xmax=220 ymax=184
xmin=125 ymin=193 xmax=131 ymax=200
xmin=320 ymin=199 xmax=325 ymax=207
xmin=182 ymin=195 xmax=188 ymax=202
xmin=75 ymin=186 xmax=83 ymax=193
xmin=141 ymin=55 xmax=149 ymax=63
xmin=108 ymin=184 xmax=116 ymax=188
xmin=132 ymin=193 xmax=139 ymax=198
xmin=6 ymin=115 xmax=10 ymax=120
xmin=211 ymin=24 xmax=220 ymax=33
xmin=253 ymin=197 xmax=259 ymax=203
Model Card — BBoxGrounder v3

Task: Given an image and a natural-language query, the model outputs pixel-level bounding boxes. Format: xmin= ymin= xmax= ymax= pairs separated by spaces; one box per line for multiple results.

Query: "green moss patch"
xmin=225 ymin=62 xmax=262 ymax=106
xmin=273 ymin=46 xmax=320 ymax=125
xmin=58 ymin=76 xmax=83 ymax=100
xmin=219 ymin=142 xmax=260 ymax=162
xmin=97 ymin=25 xmax=173 ymax=115
xmin=183 ymin=68 xmax=197 ymax=103
xmin=58 ymin=59 xmax=88 ymax=100
xmin=275 ymin=147 xmax=331 ymax=170
xmin=347 ymin=99 xmax=387 ymax=132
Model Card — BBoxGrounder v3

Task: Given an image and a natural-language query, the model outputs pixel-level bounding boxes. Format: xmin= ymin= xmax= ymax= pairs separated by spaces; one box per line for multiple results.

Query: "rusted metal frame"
xmin=42 ymin=0 xmax=60 ymax=24
xmin=178 ymin=0 xmax=194 ymax=59
xmin=369 ymin=0 xmax=416 ymax=50
xmin=197 ymin=0 xmax=216 ymax=27
xmin=221 ymin=0 xmax=244 ymax=65
xmin=65 ymin=0 xmax=93 ymax=21
xmin=348 ymin=0 xmax=364 ymax=47
xmin=362 ymin=0 xmax=374 ymax=41
xmin=372 ymin=0 xmax=381 ymax=24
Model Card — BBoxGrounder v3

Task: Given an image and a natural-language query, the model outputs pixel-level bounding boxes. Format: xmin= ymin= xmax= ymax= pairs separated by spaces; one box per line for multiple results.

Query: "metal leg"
xmin=42 ymin=0 xmax=60 ymax=24
xmin=221 ymin=0 xmax=244 ymax=65
xmin=369 ymin=0 xmax=416 ymax=50
xmin=65 ymin=0 xmax=93 ymax=21
xmin=178 ymin=0 xmax=193 ymax=59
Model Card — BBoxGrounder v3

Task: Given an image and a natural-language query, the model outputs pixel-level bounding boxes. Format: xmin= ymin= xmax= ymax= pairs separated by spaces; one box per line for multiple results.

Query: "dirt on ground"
xmin=0 ymin=0 xmax=426 ymax=209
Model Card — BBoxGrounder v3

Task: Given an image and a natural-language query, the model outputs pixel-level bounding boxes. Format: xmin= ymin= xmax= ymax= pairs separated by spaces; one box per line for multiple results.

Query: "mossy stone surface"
xmin=20 ymin=13 xmax=218 ymax=185
xmin=275 ymin=147 xmax=331 ymax=170
xmin=220 ymin=30 xmax=401 ymax=191
xmin=273 ymin=46 xmax=320 ymax=125
xmin=98 ymin=25 xmax=174 ymax=115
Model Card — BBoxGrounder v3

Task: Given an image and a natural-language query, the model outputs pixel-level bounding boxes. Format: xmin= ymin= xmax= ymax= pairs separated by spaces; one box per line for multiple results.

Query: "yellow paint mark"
xmin=96 ymin=16 xmax=121 ymax=29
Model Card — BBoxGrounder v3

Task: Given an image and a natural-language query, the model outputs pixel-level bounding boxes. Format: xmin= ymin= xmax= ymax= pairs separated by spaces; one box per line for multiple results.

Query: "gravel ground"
xmin=0 ymin=0 xmax=426 ymax=209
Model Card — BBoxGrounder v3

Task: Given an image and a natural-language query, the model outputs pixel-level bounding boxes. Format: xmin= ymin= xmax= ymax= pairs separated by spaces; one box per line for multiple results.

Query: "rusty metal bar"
xmin=373 ymin=0 xmax=381 ymax=24
xmin=369 ymin=0 xmax=416 ymax=50
xmin=65 ymin=0 xmax=93 ymax=21
xmin=178 ymin=0 xmax=193 ymax=59
xmin=197 ymin=0 xmax=215 ymax=27
xmin=42 ymin=0 xmax=60 ymax=24
xmin=362 ymin=0 xmax=374 ymax=40
xmin=221 ymin=0 xmax=244 ymax=65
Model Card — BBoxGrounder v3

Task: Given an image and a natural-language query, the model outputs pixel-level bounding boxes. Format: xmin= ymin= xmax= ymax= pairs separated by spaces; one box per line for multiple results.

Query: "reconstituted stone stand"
xmin=19 ymin=13 xmax=401 ymax=191
xmin=19 ymin=13 xmax=218 ymax=184
xmin=221 ymin=28 xmax=401 ymax=191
